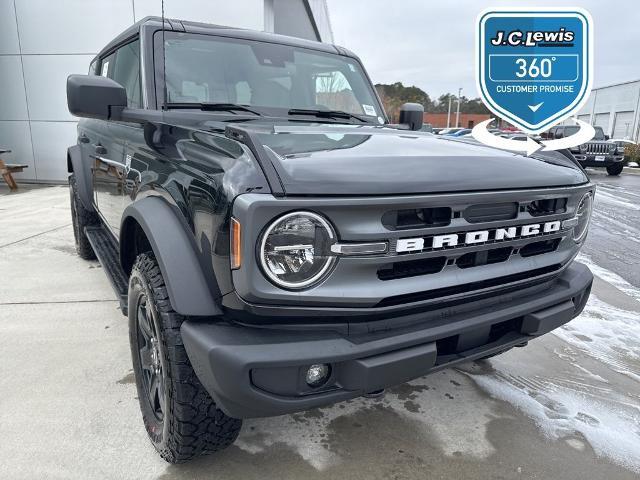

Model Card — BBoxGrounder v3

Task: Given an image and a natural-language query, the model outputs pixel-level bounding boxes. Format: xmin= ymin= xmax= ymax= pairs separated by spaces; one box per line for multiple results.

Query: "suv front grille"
xmin=234 ymin=185 xmax=591 ymax=309
xmin=378 ymin=237 xmax=562 ymax=281
xmin=585 ymin=142 xmax=610 ymax=155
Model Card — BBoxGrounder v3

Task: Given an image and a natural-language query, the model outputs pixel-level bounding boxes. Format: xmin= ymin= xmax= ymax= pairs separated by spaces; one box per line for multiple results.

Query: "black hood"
xmin=226 ymin=123 xmax=589 ymax=196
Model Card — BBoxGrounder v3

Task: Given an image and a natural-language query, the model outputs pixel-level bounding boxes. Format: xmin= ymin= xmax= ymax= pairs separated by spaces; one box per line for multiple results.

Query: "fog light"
xmin=306 ymin=364 xmax=330 ymax=387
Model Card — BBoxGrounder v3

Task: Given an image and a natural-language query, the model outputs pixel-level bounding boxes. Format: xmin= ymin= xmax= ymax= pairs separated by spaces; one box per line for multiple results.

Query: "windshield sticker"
xmin=348 ymin=63 xmax=356 ymax=72
xmin=362 ymin=104 xmax=376 ymax=116
xmin=101 ymin=61 xmax=109 ymax=77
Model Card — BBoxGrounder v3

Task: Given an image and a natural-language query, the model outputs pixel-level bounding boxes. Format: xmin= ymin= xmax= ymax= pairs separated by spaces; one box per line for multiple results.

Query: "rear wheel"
xmin=606 ymin=163 xmax=624 ymax=176
xmin=129 ymin=253 xmax=242 ymax=463
xmin=69 ymin=174 xmax=98 ymax=260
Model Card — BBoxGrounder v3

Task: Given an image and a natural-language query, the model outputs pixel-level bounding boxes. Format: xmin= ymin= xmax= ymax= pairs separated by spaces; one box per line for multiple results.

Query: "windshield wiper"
xmin=164 ymin=102 xmax=262 ymax=116
xmin=288 ymin=108 xmax=368 ymax=123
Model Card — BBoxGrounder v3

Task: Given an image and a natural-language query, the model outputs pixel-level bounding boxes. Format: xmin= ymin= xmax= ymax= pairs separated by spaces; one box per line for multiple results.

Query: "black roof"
xmin=97 ymin=16 xmax=349 ymax=58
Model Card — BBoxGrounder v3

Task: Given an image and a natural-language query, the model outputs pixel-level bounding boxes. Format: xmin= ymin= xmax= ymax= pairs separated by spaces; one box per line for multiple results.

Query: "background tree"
xmin=375 ymin=82 xmax=432 ymax=121
xmin=374 ymin=83 xmax=491 ymax=121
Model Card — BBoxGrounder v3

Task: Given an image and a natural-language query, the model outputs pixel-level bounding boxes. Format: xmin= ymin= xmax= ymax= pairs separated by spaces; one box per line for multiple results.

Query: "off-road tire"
xmin=128 ymin=253 xmax=242 ymax=463
xmin=69 ymin=174 xmax=98 ymax=260
xmin=606 ymin=163 xmax=624 ymax=176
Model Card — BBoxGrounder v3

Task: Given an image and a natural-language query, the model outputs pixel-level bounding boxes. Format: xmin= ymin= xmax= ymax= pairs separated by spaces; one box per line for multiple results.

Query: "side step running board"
xmin=85 ymin=226 xmax=128 ymax=315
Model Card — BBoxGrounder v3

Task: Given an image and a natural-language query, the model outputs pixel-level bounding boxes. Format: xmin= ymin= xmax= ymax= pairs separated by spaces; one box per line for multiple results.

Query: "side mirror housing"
xmin=605 ymin=135 xmax=610 ymax=140
xmin=398 ymin=103 xmax=424 ymax=131
xmin=67 ymin=74 xmax=127 ymax=120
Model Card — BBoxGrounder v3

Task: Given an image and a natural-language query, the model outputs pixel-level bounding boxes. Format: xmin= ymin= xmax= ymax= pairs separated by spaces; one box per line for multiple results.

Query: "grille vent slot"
xmin=520 ymin=238 xmax=561 ymax=257
xmin=527 ymin=198 xmax=567 ymax=217
xmin=463 ymin=202 xmax=518 ymax=223
xmin=378 ymin=257 xmax=446 ymax=281
xmin=457 ymin=247 xmax=512 ymax=269
xmin=382 ymin=207 xmax=451 ymax=230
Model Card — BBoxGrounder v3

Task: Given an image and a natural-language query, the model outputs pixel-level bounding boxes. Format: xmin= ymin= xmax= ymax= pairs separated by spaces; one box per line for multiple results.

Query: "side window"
xmin=555 ymin=128 xmax=564 ymax=139
xmin=105 ymin=40 xmax=142 ymax=108
xmin=88 ymin=59 xmax=98 ymax=75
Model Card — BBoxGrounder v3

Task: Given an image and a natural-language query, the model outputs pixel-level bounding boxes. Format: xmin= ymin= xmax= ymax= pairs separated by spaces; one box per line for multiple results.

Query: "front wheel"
xmin=606 ymin=163 xmax=624 ymax=176
xmin=128 ymin=253 xmax=241 ymax=463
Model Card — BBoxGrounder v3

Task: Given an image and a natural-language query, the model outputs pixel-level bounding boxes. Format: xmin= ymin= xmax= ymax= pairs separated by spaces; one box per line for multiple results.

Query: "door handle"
xmin=94 ymin=144 xmax=107 ymax=155
xmin=78 ymin=134 xmax=90 ymax=144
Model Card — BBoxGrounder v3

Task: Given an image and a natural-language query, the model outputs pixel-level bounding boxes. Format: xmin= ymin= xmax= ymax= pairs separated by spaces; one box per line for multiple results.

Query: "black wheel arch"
xmin=67 ymin=145 xmax=93 ymax=211
xmin=120 ymin=196 xmax=223 ymax=317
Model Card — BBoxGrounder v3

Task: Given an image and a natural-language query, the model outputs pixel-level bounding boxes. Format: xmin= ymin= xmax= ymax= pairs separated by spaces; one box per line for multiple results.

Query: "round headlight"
xmin=260 ymin=211 xmax=336 ymax=289
xmin=579 ymin=143 xmax=588 ymax=153
xmin=608 ymin=143 xmax=617 ymax=154
xmin=573 ymin=192 xmax=593 ymax=243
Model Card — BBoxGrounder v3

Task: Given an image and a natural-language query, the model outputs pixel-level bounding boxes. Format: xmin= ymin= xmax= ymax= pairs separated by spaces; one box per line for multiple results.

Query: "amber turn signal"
xmin=230 ymin=217 xmax=242 ymax=269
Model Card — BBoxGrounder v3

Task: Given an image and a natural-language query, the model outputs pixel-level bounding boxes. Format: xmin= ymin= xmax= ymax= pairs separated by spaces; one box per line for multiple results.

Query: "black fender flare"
xmin=67 ymin=145 xmax=93 ymax=210
xmin=120 ymin=197 xmax=222 ymax=317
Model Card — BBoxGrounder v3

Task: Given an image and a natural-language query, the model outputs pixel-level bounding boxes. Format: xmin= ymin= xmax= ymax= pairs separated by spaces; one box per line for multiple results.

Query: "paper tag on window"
xmin=362 ymin=104 xmax=376 ymax=116
xmin=348 ymin=63 xmax=356 ymax=72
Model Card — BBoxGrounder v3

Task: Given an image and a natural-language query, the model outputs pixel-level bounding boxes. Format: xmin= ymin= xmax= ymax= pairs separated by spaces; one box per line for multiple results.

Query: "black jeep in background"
xmin=66 ymin=17 xmax=594 ymax=463
xmin=544 ymin=125 xmax=626 ymax=175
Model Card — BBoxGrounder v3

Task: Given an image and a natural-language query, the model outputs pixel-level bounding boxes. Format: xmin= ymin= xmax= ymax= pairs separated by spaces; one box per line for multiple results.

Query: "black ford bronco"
xmin=545 ymin=125 xmax=626 ymax=175
xmin=66 ymin=17 xmax=594 ymax=463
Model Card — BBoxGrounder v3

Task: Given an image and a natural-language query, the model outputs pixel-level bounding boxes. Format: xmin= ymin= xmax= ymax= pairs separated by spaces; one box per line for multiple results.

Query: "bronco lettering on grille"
xmin=396 ymin=221 xmax=561 ymax=253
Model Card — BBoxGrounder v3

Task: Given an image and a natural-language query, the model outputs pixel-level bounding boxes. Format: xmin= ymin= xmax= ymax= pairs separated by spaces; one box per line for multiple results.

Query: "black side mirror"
xmin=605 ymin=135 xmax=610 ymax=140
xmin=67 ymin=74 xmax=127 ymax=120
xmin=399 ymin=103 xmax=424 ymax=131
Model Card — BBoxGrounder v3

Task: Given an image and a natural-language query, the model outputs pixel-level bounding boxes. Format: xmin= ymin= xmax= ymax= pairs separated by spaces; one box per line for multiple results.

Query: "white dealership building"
xmin=0 ymin=0 xmax=332 ymax=183
xmin=574 ymin=79 xmax=640 ymax=142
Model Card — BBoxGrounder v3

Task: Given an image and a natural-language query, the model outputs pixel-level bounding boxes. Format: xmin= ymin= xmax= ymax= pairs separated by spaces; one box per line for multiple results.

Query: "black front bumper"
xmin=181 ymin=262 xmax=593 ymax=418
xmin=574 ymin=154 xmax=624 ymax=167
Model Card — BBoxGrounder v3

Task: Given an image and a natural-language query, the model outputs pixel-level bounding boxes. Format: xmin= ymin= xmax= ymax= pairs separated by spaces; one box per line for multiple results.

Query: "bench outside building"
xmin=0 ymin=149 xmax=28 ymax=190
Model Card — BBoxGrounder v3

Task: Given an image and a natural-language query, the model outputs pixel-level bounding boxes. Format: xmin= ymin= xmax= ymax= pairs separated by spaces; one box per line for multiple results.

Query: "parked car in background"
xmin=448 ymin=128 xmax=472 ymax=137
xmin=420 ymin=123 xmax=434 ymax=133
xmin=437 ymin=127 xmax=464 ymax=135
xmin=611 ymin=139 xmax=638 ymax=167
xmin=544 ymin=125 xmax=626 ymax=176
xmin=499 ymin=133 xmax=543 ymax=142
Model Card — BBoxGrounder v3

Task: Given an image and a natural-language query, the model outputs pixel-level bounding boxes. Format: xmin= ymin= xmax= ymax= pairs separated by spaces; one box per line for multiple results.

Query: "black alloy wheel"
xmin=135 ymin=298 xmax=166 ymax=423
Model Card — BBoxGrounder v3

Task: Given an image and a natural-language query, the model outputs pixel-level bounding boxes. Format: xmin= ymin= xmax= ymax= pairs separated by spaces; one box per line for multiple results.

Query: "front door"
xmin=92 ymin=37 xmax=143 ymax=236
xmin=93 ymin=125 xmax=126 ymax=236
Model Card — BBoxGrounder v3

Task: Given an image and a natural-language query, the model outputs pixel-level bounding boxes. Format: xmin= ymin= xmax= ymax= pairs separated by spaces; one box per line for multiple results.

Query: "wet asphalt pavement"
xmin=582 ymin=169 xmax=640 ymax=289
xmin=0 ymin=169 xmax=639 ymax=479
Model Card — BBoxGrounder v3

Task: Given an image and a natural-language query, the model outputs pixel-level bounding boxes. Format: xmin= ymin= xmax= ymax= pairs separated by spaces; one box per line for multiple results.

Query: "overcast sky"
xmin=326 ymin=0 xmax=640 ymax=100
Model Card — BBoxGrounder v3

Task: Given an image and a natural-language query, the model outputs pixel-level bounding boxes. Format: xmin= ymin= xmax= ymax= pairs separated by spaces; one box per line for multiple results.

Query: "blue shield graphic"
xmin=477 ymin=9 xmax=592 ymax=134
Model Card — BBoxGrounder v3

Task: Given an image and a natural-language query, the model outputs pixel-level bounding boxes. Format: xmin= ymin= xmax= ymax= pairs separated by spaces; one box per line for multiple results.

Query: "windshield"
xmin=564 ymin=125 xmax=605 ymax=140
xmin=158 ymin=32 xmax=383 ymax=121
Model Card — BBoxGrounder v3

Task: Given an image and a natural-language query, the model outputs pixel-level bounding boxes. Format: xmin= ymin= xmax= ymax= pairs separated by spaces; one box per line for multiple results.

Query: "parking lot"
xmin=1 ymin=168 xmax=639 ymax=480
